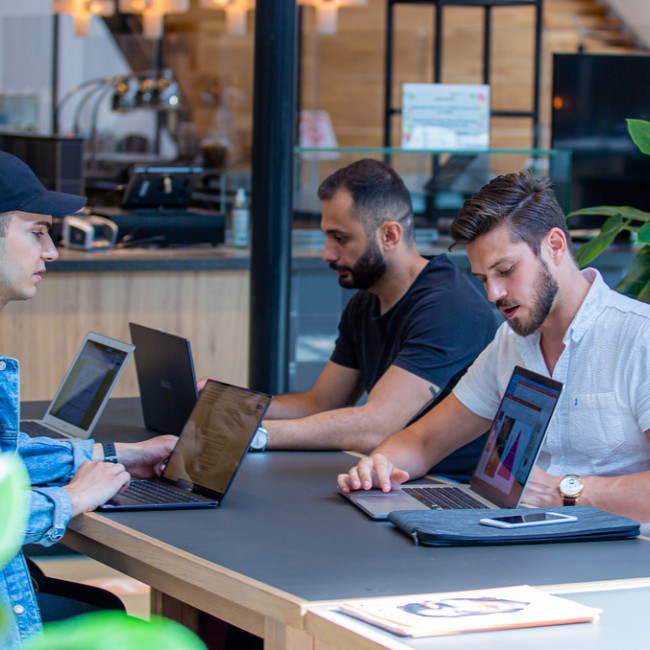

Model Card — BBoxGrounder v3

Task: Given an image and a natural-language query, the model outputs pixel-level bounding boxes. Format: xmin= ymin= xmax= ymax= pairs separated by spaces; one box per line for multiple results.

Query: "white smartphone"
xmin=479 ymin=512 xmax=578 ymax=529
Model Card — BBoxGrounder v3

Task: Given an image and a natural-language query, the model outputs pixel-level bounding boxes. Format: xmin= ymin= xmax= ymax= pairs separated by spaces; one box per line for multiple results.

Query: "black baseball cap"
xmin=0 ymin=151 xmax=87 ymax=217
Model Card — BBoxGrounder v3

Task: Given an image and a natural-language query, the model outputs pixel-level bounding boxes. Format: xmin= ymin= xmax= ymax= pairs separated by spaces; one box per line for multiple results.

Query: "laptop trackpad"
xmin=347 ymin=490 xmax=430 ymax=518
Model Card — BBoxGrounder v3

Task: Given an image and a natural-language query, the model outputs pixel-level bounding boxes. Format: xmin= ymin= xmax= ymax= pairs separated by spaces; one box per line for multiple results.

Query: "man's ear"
xmin=379 ymin=220 xmax=402 ymax=252
xmin=546 ymin=227 xmax=568 ymax=264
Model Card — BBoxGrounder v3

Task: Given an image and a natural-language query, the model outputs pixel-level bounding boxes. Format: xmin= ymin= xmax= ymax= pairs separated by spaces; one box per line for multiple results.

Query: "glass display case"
xmin=294 ymin=147 xmax=572 ymax=230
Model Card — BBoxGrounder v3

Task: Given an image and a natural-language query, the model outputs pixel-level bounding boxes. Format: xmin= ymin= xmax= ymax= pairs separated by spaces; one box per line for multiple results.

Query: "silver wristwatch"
xmin=250 ymin=426 xmax=268 ymax=452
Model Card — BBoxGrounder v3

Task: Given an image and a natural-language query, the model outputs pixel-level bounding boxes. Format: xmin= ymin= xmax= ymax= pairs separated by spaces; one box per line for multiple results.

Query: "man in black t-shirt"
xmin=260 ymin=159 xmax=498 ymax=479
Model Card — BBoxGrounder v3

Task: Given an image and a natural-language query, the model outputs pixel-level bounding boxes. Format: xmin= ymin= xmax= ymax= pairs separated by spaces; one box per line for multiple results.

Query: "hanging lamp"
xmin=118 ymin=0 xmax=189 ymax=39
xmin=52 ymin=0 xmax=115 ymax=37
xmin=297 ymin=0 xmax=366 ymax=35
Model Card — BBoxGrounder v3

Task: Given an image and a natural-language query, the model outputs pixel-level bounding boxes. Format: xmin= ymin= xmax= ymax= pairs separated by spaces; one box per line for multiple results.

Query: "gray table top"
xmin=23 ymin=399 xmax=650 ymax=603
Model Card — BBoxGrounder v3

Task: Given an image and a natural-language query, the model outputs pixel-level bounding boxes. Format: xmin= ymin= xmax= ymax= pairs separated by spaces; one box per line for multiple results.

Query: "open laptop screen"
xmin=121 ymin=165 xmax=202 ymax=210
xmin=46 ymin=333 xmax=134 ymax=435
xmin=470 ymin=368 xmax=562 ymax=507
xmin=163 ymin=380 xmax=272 ymax=499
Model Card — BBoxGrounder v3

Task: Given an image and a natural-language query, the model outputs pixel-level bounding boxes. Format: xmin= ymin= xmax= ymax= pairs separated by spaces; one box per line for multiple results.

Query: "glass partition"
xmin=293 ymin=147 xmax=572 ymax=247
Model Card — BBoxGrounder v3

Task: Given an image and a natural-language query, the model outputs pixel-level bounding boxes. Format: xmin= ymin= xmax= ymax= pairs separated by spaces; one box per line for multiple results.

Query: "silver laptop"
xmin=21 ymin=332 xmax=134 ymax=440
xmin=99 ymin=379 xmax=272 ymax=511
xmin=342 ymin=366 xmax=563 ymax=519
xmin=128 ymin=322 xmax=198 ymax=436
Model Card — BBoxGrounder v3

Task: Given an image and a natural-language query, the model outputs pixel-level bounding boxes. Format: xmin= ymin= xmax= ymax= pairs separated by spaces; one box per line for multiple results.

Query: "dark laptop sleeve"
xmin=388 ymin=506 xmax=640 ymax=547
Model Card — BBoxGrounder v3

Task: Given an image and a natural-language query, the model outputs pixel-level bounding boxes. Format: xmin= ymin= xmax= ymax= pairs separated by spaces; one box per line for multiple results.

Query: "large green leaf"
xmin=0 ymin=454 xmax=29 ymax=568
xmin=636 ymin=221 xmax=650 ymax=244
xmin=0 ymin=454 xmax=29 ymax=639
xmin=26 ymin=612 xmax=206 ymax=650
xmin=567 ymin=205 xmax=650 ymax=223
xmin=627 ymin=118 xmax=650 ymax=155
xmin=574 ymin=213 xmax=627 ymax=267
xmin=615 ymin=246 xmax=650 ymax=303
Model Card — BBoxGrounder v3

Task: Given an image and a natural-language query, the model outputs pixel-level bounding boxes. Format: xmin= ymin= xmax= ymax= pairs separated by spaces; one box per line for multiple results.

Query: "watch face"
xmin=250 ymin=427 xmax=268 ymax=451
xmin=560 ymin=475 xmax=583 ymax=497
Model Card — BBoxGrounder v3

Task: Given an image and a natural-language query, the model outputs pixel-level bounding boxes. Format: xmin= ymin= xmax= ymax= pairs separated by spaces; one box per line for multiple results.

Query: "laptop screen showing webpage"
xmin=45 ymin=334 xmax=133 ymax=437
xmin=162 ymin=380 xmax=272 ymax=500
xmin=469 ymin=367 xmax=562 ymax=507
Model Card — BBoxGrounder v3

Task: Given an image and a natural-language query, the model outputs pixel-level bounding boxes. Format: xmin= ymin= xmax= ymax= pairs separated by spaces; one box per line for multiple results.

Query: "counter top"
xmin=48 ymin=239 xmax=637 ymax=279
xmin=49 ymin=245 xmax=252 ymax=272
xmin=49 ymin=241 xmax=456 ymax=273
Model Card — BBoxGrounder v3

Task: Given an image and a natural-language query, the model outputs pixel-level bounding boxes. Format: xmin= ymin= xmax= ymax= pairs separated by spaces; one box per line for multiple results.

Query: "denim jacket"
xmin=0 ymin=354 xmax=93 ymax=648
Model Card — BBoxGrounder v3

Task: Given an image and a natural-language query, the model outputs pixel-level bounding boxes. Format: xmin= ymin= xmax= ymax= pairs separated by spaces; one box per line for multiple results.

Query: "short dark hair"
xmin=318 ymin=158 xmax=415 ymax=244
xmin=450 ymin=170 xmax=574 ymax=258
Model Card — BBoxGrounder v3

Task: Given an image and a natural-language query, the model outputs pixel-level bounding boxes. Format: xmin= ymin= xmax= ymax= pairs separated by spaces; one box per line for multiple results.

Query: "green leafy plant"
xmin=0 ymin=453 xmax=30 ymax=638
xmin=566 ymin=118 xmax=650 ymax=303
xmin=0 ymin=452 xmax=205 ymax=650
xmin=25 ymin=612 xmax=206 ymax=650
xmin=0 ymin=454 xmax=30 ymax=568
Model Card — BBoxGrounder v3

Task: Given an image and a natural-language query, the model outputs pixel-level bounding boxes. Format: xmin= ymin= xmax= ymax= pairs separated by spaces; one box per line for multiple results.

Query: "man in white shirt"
xmin=338 ymin=170 xmax=650 ymax=523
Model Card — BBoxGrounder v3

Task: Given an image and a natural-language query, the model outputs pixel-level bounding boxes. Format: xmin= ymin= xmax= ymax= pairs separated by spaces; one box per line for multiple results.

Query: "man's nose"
xmin=485 ymin=279 xmax=506 ymax=303
xmin=322 ymin=241 xmax=338 ymax=263
xmin=41 ymin=234 xmax=59 ymax=262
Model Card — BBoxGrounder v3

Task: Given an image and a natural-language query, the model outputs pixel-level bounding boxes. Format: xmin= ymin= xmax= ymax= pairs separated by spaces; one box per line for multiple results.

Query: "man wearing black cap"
xmin=0 ymin=152 xmax=177 ymax=648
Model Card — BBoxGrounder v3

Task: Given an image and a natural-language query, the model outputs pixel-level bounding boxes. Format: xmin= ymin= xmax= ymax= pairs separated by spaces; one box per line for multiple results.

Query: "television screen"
xmin=551 ymin=53 xmax=650 ymax=215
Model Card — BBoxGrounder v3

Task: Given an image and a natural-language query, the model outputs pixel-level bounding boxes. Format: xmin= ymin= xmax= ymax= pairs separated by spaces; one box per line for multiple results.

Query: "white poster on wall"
xmin=401 ymin=83 xmax=490 ymax=150
xmin=299 ymin=109 xmax=339 ymax=160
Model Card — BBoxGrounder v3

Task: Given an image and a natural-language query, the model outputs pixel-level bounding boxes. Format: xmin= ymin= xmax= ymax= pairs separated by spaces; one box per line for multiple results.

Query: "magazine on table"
xmin=338 ymin=585 xmax=601 ymax=638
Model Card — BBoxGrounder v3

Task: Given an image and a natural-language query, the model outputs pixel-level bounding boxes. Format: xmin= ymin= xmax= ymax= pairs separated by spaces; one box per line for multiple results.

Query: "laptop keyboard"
xmin=20 ymin=420 xmax=66 ymax=439
xmin=122 ymin=480 xmax=211 ymax=504
xmin=403 ymin=486 xmax=490 ymax=510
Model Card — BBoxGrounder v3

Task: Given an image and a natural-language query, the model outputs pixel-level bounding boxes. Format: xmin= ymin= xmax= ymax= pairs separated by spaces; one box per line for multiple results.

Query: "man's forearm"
xmin=265 ymin=404 xmax=406 ymax=452
xmin=526 ymin=467 xmax=650 ymax=523
xmin=265 ymin=391 xmax=327 ymax=420
xmin=579 ymin=473 xmax=650 ymax=521
xmin=372 ymin=422 xmax=444 ymax=481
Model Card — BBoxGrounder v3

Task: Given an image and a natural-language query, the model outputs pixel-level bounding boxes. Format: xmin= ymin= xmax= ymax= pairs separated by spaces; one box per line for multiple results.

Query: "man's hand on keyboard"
xmin=94 ymin=435 xmax=177 ymax=479
xmin=337 ymin=453 xmax=410 ymax=494
xmin=64 ymin=461 xmax=130 ymax=516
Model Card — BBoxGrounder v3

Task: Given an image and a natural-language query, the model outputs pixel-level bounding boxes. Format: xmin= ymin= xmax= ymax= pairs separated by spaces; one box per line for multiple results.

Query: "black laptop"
xmin=129 ymin=322 xmax=198 ymax=435
xmin=99 ymin=379 xmax=272 ymax=511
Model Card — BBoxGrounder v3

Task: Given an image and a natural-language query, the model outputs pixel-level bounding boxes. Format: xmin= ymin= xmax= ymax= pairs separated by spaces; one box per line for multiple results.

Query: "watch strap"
xmin=562 ymin=495 xmax=578 ymax=506
xmin=102 ymin=441 xmax=118 ymax=463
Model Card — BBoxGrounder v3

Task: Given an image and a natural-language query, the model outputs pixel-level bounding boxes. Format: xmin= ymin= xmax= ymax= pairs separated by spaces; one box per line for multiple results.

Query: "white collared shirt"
xmin=454 ymin=269 xmax=650 ymax=476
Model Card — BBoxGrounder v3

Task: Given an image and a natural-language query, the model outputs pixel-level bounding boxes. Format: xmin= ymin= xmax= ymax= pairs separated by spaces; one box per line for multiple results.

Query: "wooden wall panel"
xmin=1 ymin=270 xmax=250 ymax=401
xmin=165 ymin=0 xmax=640 ymax=157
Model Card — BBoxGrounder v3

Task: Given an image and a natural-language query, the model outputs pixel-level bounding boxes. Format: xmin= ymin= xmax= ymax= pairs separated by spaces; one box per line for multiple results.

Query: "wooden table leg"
xmin=151 ymin=588 xmax=201 ymax=635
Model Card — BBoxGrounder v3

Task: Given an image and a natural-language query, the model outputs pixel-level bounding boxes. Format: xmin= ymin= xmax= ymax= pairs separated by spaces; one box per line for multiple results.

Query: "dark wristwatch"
xmin=102 ymin=441 xmax=119 ymax=463
xmin=250 ymin=426 xmax=268 ymax=452
xmin=559 ymin=474 xmax=584 ymax=506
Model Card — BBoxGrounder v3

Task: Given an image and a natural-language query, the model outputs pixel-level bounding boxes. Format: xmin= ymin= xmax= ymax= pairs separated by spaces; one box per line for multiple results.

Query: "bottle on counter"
xmin=231 ymin=188 xmax=250 ymax=248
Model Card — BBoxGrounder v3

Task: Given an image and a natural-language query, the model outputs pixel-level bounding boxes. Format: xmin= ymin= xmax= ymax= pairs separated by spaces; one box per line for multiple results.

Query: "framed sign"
xmin=402 ymin=83 xmax=490 ymax=150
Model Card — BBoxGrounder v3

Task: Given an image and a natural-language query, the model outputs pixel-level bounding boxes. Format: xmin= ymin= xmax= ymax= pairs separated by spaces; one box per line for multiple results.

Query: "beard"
xmin=330 ymin=239 xmax=387 ymax=290
xmin=499 ymin=260 xmax=559 ymax=337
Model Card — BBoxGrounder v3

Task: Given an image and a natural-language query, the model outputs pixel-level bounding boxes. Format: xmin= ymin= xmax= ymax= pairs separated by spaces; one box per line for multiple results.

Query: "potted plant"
xmin=566 ymin=119 xmax=650 ymax=303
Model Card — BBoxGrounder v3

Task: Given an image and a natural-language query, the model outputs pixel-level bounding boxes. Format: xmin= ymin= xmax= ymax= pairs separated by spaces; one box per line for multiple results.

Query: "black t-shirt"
xmin=330 ymin=255 xmax=498 ymax=481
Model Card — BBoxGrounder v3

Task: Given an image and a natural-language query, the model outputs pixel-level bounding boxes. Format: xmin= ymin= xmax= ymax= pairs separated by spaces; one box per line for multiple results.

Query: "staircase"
xmin=545 ymin=0 xmax=647 ymax=54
